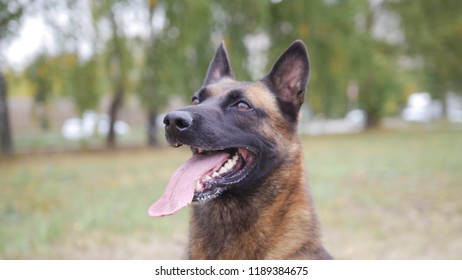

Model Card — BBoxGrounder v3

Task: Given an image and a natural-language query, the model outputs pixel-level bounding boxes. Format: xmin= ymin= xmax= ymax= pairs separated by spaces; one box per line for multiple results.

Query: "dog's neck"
xmin=187 ymin=153 xmax=329 ymax=259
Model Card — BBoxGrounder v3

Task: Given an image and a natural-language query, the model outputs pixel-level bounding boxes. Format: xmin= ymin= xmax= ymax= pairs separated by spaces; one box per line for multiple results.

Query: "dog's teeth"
xmin=207 ymin=156 xmax=239 ymax=180
xmin=195 ymin=181 xmax=202 ymax=192
xmin=226 ymin=156 xmax=237 ymax=166
xmin=218 ymin=167 xmax=228 ymax=175
xmin=232 ymin=154 xmax=239 ymax=161
xmin=217 ymin=158 xmax=236 ymax=176
xmin=224 ymin=161 xmax=233 ymax=169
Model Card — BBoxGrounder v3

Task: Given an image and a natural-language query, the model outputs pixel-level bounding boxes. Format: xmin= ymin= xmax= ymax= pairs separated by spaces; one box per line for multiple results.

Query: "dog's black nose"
xmin=163 ymin=111 xmax=193 ymax=132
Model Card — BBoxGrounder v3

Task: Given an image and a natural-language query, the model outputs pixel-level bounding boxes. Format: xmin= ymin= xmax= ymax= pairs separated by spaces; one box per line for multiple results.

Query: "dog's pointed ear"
xmin=203 ymin=42 xmax=235 ymax=86
xmin=263 ymin=40 xmax=310 ymax=123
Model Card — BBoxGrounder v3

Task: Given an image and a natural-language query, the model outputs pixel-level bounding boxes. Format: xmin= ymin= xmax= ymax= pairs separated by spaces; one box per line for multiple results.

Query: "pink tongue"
xmin=148 ymin=152 xmax=229 ymax=217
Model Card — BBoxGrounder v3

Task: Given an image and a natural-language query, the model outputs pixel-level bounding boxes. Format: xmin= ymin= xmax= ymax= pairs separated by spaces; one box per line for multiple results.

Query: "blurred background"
xmin=0 ymin=0 xmax=461 ymax=259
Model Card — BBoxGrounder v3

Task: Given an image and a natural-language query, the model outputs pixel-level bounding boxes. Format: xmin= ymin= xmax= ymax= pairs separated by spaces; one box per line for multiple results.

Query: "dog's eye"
xmin=233 ymin=101 xmax=252 ymax=111
xmin=191 ymin=97 xmax=200 ymax=105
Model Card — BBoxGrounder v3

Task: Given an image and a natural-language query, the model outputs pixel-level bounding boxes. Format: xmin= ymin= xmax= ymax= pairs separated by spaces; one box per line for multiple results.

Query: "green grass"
xmin=306 ymin=129 xmax=462 ymax=259
xmin=1 ymin=129 xmax=461 ymax=259
xmin=0 ymin=147 xmax=191 ymax=259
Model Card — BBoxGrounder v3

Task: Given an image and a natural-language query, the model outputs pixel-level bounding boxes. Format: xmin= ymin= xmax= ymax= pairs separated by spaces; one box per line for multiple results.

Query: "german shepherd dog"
xmin=148 ymin=40 xmax=331 ymax=260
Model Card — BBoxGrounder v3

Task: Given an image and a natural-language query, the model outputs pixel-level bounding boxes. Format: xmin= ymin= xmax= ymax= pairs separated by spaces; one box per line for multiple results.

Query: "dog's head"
xmin=149 ymin=40 xmax=310 ymax=217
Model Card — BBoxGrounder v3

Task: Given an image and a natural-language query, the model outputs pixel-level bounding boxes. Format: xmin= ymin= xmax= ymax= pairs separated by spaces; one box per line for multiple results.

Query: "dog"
xmin=148 ymin=40 xmax=332 ymax=260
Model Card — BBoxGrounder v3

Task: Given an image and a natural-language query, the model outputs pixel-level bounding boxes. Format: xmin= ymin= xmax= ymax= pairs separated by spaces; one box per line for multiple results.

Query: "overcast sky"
xmin=3 ymin=15 xmax=54 ymax=70
xmin=2 ymin=0 xmax=155 ymax=71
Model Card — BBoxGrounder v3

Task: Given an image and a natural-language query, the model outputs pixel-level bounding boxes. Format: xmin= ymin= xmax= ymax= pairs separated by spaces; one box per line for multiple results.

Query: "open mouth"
xmin=148 ymin=145 xmax=256 ymax=217
xmin=191 ymin=147 xmax=255 ymax=202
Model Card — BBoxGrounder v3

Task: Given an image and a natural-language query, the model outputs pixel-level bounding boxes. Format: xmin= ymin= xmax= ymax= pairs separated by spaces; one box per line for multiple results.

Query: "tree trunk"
xmin=147 ymin=110 xmax=159 ymax=147
xmin=107 ymin=86 xmax=123 ymax=148
xmin=34 ymin=87 xmax=50 ymax=131
xmin=442 ymin=91 xmax=448 ymax=119
xmin=0 ymin=71 xmax=13 ymax=155
xmin=365 ymin=109 xmax=381 ymax=129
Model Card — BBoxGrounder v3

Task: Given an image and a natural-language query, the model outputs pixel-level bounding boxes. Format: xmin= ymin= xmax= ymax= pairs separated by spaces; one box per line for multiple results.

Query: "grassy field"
xmin=1 ymin=128 xmax=461 ymax=259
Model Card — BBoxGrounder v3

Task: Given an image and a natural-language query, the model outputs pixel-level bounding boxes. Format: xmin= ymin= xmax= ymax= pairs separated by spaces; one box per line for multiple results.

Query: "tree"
xmin=70 ymin=57 xmax=101 ymax=115
xmin=47 ymin=1 xmax=103 ymax=117
xmin=26 ymin=54 xmax=53 ymax=131
xmin=387 ymin=0 xmax=462 ymax=114
xmin=268 ymin=1 xmax=359 ymax=118
xmin=0 ymin=68 xmax=12 ymax=155
xmin=138 ymin=0 xmax=165 ymax=147
xmin=214 ymin=0 xmax=271 ymax=81
xmin=139 ymin=0 xmax=214 ymax=146
xmin=92 ymin=0 xmax=133 ymax=148
xmin=0 ymin=0 xmax=24 ymax=155
xmin=139 ymin=0 xmax=269 ymax=147
xmin=349 ymin=0 xmax=403 ymax=128
xmin=268 ymin=0 xmax=403 ymax=127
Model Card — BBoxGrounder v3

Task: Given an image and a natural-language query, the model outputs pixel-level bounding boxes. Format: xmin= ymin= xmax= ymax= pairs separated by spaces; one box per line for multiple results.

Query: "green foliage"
xmin=0 ymin=0 xmax=23 ymax=41
xmin=387 ymin=0 xmax=462 ymax=99
xmin=356 ymin=48 xmax=403 ymax=127
xmin=25 ymin=54 xmax=54 ymax=130
xmin=139 ymin=0 xmax=214 ymax=114
xmin=91 ymin=0 xmax=134 ymax=93
xmin=213 ymin=0 xmax=271 ymax=80
xmin=26 ymin=54 xmax=53 ymax=103
xmin=68 ymin=57 xmax=103 ymax=114
xmin=268 ymin=0 xmax=356 ymax=117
